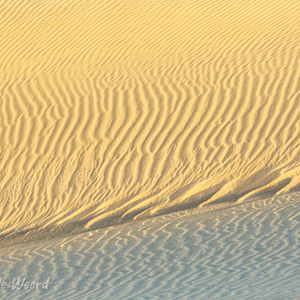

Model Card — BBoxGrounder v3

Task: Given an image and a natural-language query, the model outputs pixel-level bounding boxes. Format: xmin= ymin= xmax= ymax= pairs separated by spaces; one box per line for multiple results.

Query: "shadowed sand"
xmin=0 ymin=192 xmax=299 ymax=299
xmin=0 ymin=0 xmax=299 ymax=239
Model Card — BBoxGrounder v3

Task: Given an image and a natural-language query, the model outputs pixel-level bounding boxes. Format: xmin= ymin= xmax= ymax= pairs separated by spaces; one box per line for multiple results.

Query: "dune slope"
xmin=0 ymin=0 xmax=299 ymax=238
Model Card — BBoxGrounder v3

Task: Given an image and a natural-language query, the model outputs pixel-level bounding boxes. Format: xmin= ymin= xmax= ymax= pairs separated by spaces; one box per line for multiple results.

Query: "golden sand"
xmin=0 ymin=0 xmax=299 ymax=238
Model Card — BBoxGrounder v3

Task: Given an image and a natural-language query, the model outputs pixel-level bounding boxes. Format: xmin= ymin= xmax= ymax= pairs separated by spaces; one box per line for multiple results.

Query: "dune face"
xmin=0 ymin=0 xmax=299 ymax=238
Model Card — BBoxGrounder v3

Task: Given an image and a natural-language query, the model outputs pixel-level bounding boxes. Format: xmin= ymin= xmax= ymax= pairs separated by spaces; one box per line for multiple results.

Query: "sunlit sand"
xmin=0 ymin=0 xmax=299 ymax=298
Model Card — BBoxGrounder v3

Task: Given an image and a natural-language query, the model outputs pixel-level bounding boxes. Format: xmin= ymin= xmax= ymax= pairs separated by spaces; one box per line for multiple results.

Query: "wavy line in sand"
xmin=0 ymin=192 xmax=299 ymax=299
xmin=0 ymin=0 xmax=299 ymax=238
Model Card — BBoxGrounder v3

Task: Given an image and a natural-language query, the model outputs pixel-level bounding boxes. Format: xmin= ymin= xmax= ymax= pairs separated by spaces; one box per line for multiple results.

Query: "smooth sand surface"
xmin=0 ymin=192 xmax=299 ymax=299
xmin=0 ymin=1 xmax=299 ymax=239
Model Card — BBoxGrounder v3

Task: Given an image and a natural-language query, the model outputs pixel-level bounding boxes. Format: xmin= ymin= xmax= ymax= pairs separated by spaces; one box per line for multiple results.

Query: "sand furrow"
xmin=0 ymin=0 xmax=299 ymax=237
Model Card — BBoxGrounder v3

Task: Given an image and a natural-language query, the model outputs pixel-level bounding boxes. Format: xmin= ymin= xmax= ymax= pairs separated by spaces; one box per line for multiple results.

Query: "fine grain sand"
xmin=0 ymin=0 xmax=299 ymax=241
xmin=0 ymin=192 xmax=299 ymax=299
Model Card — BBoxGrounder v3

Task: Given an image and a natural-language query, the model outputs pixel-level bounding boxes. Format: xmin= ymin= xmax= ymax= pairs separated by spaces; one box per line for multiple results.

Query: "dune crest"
xmin=1 ymin=193 xmax=300 ymax=299
xmin=0 ymin=0 xmax=299 ymax=238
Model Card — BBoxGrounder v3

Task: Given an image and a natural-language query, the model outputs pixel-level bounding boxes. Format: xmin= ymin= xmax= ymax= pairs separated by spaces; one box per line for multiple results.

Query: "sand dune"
xmin=0 ymin=192 xmax=299 ymax=299
xmin=0 ymin=0 xmax=299 ymax=239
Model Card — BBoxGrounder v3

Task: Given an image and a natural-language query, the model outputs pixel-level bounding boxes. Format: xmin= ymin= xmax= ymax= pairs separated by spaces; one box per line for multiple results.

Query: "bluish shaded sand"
xmin=0 ymin=192 xmax=299 ymax=299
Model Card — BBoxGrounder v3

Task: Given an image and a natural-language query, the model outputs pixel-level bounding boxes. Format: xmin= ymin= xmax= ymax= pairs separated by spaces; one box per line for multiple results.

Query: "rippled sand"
xmin=0 ymin=192 xmax=299 ymax=299
xmin=0 ymin=0 xmax=299 ymax=240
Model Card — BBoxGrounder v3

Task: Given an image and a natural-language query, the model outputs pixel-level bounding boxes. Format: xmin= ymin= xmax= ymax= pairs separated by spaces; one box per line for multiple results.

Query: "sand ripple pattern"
xmin=0 ymin=192 xmax=299 ymax=299
xmin=0 ymin=0 xmax=299 ymax=237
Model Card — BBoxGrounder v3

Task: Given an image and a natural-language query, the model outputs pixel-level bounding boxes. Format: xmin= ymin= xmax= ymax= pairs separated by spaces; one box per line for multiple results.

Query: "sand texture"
xmin=0 ymin=192 xmax=299 ymax=299
xmin=0 ymin=0 xmax=299 ymax=239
